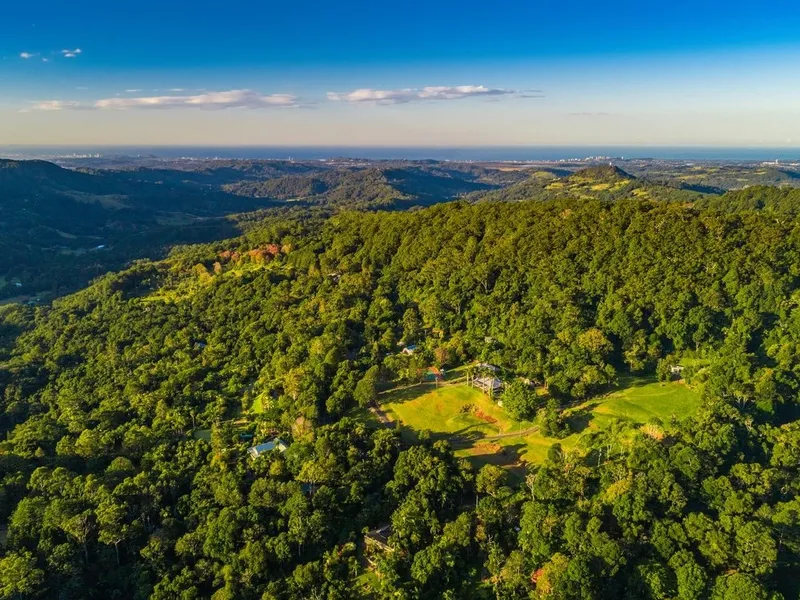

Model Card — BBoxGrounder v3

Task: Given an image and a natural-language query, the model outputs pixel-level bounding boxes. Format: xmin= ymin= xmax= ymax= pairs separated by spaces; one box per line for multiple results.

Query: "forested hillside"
xmin=2 ymin=194 xmax=800 ymax=598
xmin=477 ymin=165 xmax=705 ymax=204
xmin=0 ymin=160 xmax=516 ymax=300
xmin=0 ymin=160 xmax=272 ymax=300
xmin=222 ymin=165 xmax=504 ymax=207
xmin=696 ymin=185 xmax=800 ymax=214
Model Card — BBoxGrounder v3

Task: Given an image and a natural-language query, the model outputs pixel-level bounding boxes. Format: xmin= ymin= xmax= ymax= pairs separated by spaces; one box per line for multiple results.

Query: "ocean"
xmin=2 ymin=145 xmax=800 ymax=162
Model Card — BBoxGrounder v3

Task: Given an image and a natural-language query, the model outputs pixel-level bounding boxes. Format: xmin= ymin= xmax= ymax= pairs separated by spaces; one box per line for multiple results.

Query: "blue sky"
xmin=2 ymin=0 xmax=800 ymax=146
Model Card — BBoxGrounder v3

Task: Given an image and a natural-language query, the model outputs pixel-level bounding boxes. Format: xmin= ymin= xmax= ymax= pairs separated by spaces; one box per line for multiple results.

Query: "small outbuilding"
xmin=401 ymin=344 xmax=418 ymax=355
xmin=424 ymin=366 xmax=445 ymax=383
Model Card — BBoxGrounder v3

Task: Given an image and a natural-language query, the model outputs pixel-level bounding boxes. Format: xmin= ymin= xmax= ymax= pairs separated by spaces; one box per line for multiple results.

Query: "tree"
xmin=710 ymin=573 xmax=769 ymax=600
xmin=476 ymin=464 xmax=509 ymax=498
xmin=734 ymin=521 xmax=777 ymax=575
xmin=502 ymin=380 xmax=539 ymax=420
xmin=669 ymin=550 xmax=708 ymax=600
xmin=537 ymin=399 xmax=570 ymax=438
xmin=402 ymin=307 xmax=423 ymax=344
xmin=96 ymin=497 xmax=132 ymax=566
xmin=0 ymin=551 xmax=45 ymax=599
xmin=354 ymin=365 xmax=380 ymax=408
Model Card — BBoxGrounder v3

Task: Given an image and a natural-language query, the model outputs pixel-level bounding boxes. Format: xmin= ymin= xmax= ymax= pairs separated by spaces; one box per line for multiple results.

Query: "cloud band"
xmin=327 ymin=85 xmax=540 ymax=104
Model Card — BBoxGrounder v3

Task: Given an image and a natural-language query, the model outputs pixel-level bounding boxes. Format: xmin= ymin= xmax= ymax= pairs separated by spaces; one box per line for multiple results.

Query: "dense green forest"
xmin=623 ymin=163 xmax=800 ymax=193
xmin=0 ymin=159 xmax=520 ymax=300
xmin=5 ymin=156 xmax=799 ymax=302
xmin=2 ymin=186 xmax=800 ymax=598
xmin=0 ymin=159 xmax=267 ymax=300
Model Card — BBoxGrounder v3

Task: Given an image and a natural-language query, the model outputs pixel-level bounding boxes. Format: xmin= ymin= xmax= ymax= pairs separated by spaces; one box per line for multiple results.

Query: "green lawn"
xmin=381 ymin=383 xmax=535 ymax=438
xmin=371 ymin=374 xmax=703 ymax=471
xmin=519 ymin=374 xmax=704 ymax=463
xmin=584 ymin=374 xmax=702 ymax=428
xmin=251 ymin=393 xmax=267 ymax=415
xmin=192 ymin=429 xmax=212 ymax=441
xmin=379 ymin=381 xmax=535 ymax=477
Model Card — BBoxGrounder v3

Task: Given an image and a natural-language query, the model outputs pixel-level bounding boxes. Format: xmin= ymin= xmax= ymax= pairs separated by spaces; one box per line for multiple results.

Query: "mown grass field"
xmin=379 ymin=381 xmax=535 ymax=476
xmin=581 ymin=375 xmax=702 ymax=429
xmin=373 ymin=374 xmax=703 ymax=471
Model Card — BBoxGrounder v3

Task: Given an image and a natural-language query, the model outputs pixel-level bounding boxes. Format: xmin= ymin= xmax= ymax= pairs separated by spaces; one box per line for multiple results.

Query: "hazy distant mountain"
xmin=476 ymin=163 xmax=703 ymax=204
xmin=569 ymin=164 xmax=636 ymax=182
xmin=223 ymin=164 xmax=508 ymax=208
xmin=0 ymin=159 xmax=521 ymax=298
xmin=0 ymin=159 xmax=270 ymax=299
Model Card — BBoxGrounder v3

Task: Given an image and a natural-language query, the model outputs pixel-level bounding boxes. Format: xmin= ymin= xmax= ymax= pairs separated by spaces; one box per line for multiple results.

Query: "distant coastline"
xmin=2 ymin=145 xmax=800 ymax=162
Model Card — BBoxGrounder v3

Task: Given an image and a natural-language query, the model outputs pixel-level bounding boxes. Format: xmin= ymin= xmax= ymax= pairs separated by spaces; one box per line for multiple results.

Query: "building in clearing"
xmin=401 ymin=344 xmax=418 ymax=355
xmin=364 ymin=524 xmax=393 ymax=567
xmin=670 ymin=365 xmax=685 ymax=378
xmin=473 ymin=375 xmax=503 ymax=397
xmin=476 ymin=362 xmax=499 ymax=373
xmin=248 ymin=438 xmax=289 ymax=459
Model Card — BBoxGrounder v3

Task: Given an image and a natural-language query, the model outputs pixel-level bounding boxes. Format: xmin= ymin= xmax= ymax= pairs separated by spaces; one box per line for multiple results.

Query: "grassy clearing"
xmin=371 ymin=374 xmax=703 ymax=471
xmin=192 ymin=429 xmax=212 ymax=441
xmin=512 ymin=375 xmax=703 ymax=463
xmin=380 ymin=382 xmax=535 ymax=474
xmin=582 ymin=375 xmax=701 ymax=428
xmin=381 ymin=383 xmax=534 ymax=438
xmin=250 ymin=393 xmax=269 ymax=415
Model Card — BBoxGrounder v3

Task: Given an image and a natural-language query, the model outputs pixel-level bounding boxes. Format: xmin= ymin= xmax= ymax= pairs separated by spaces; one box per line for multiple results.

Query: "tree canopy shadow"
xmin=565 ymin=406 xmax=595 ymax=434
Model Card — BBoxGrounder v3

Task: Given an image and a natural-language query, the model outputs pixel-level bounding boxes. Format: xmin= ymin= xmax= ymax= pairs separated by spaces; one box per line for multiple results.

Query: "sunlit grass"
xmin=364 ymin=374 xmax=703 ymax=470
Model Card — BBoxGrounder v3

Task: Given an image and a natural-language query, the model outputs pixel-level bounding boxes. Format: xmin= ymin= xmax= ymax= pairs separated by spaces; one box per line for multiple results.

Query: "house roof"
xmin=248 ymin=438 xmax=289 ymax=458
xmin=365 ymin=524 xmax=393 ymax=546
xmin=475 ymin=376 xmax=503 ymax=391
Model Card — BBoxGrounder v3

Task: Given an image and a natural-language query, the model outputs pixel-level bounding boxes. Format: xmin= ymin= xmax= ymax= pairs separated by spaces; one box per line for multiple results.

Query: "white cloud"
xmin=94 ymin=89 xmax=300 ymax=110
xmin=23 ymin=89 xmax=303 ymax=112
xmin=21 ymin=100 xmax=82 ymax=112
xmin=61 ymin=48 xmax=82 ymax=58
xmin=327 ymin=85 xmax=527 ymax=105
xmin=42 ymin=58 xmax=50 ymax=62
xmin=20 ymin=52 xmax=38 ymax=59
xmin=124 ymin=89 xmax=142 ymax=93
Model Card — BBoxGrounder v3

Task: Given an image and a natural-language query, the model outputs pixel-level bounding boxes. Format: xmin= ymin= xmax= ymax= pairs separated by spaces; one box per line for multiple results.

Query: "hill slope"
xmin=0 ymin=159 xmax=517 ymax=298
xmin=0 ymin=159 xmax=271 ymax=298
xmin=477 ymin=163 xmax=705 ymax=204
xmin=0 ymin=196 xmax=798 ymax=598
xmin=223 ymin=164 xmax=501 ymax=208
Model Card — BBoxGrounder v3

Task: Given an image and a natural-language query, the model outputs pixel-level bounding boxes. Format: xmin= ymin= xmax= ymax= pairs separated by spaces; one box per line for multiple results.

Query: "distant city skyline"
xmin=2 ymin=0 xmax=800 ymax=146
